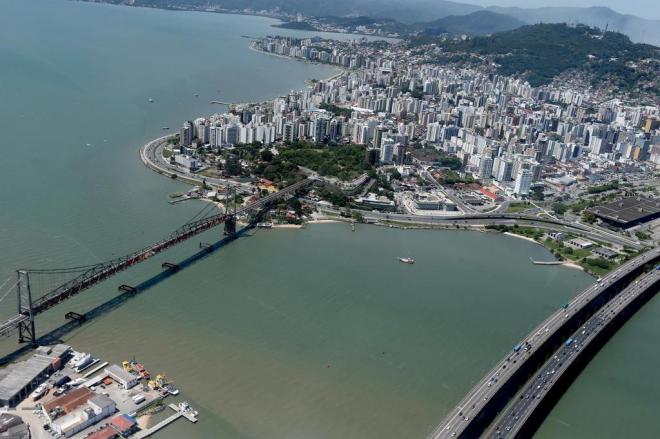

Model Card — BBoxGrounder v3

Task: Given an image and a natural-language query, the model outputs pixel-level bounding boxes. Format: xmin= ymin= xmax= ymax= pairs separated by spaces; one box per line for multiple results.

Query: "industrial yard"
xmin=0 ymin=345 xmax=197 ymax=439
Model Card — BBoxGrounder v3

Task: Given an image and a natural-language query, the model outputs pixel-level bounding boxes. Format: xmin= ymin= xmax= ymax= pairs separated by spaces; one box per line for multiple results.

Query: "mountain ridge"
xmin=78 ymin=1 xmax=660 ymax=46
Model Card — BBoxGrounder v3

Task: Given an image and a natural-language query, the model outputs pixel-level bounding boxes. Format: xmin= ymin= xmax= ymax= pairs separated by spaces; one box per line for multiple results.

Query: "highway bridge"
xmin=427 ymin=248 xmax=660 ymax=439
xmin=0 ymin=178 xmax=313 ymax=345
xmin=488 ymin=268 xmax=660 ymax=438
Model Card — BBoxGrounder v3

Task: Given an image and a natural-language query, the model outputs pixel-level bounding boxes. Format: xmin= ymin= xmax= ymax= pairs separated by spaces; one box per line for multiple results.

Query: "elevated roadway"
xmin=488 ymin=268 xmax=660 ymax=438
xmin=427 ymin=248 xmax=659 ymax=439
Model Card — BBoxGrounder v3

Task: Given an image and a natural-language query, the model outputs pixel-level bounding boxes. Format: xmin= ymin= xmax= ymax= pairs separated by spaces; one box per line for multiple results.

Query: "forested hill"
xmin=418 ymin=24 xmax=659 ymax=91
xmin=414 ymin=11 xmax=526 ymax=36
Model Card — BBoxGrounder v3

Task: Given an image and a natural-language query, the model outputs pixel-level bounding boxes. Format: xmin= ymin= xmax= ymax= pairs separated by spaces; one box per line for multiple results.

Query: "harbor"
xmin=0 ymin=345 xmax=197 ymax=439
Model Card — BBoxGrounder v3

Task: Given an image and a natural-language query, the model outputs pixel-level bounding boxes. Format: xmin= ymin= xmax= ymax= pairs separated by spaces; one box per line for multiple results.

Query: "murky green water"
xmin=0 ymin=1 xmax=657 ymax=437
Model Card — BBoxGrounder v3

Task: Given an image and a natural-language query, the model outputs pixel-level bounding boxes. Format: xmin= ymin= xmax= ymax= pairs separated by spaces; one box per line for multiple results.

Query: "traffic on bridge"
xmin=428 ymin=248 xmax=660 ymax=439
xmin=488 ymin=268 xmax=660 ymax=438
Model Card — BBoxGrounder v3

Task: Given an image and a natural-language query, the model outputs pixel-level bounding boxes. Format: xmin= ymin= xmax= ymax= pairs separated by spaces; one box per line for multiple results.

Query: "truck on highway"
xmin=565 ymin=338 xmax=574 ymax=347
xmin=513 ymin=344 xmax=522 ymax=353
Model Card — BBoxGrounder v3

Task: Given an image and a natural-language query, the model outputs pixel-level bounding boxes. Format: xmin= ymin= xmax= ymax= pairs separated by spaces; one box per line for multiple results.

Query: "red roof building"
xmin=85 ymin=426 xmax=118 ymax=439
xmin=110 ymin=414 xmax=138 ymax=437
xmin=43 ymin=387 xmax=94 ymax=414
xmin=479 ymin=187 xmax=502 ymax=202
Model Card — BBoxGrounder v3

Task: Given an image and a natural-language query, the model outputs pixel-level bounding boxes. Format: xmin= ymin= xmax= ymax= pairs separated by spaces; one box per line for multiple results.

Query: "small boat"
xmin=179 ymin=401 xmax=199 ymax=417
xmin=148 ymin=98 xmax=154 ymax=103
xmin=31 ymin=384 xmax=48 ymax=401
xmin=71 ymin=353 xmax=91 ymax=368
xmin=162 ymin=126 xmax=170 ymax=130
xmin=134 ymin=362 xmax=150 ymax=379
xmin=164 ymin=383 xmax=179 ymax=396
xmin=70 ymin=378 xmax=86 ymax=387
xmin=398 ymin=257 xmax=415 ymax=264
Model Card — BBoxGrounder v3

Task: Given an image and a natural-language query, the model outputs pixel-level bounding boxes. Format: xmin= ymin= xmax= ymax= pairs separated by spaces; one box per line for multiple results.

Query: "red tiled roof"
xmin=110 ymin=414 xmax=136 ymax=432
xmin=85 ymin=426 xmax=117 ymax=439
xmin=43 ymin=387 xmax=93 ymax=414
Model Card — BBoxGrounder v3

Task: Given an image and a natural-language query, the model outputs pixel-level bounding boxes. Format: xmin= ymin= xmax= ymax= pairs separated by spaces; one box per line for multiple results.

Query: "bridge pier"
xmin=16 ymin=270 xmax=36 ymax=347
xmin=65 ymin=311 xmax=86 ymax=325
xmin=224 ymin=216 xmax=236 ymax=236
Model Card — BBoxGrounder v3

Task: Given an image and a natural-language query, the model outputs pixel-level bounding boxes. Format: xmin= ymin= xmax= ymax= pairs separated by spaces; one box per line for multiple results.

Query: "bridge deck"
xmin=0 ymin=178 xmax=313 ymax=339
xmin=428 ymin=249 xmax=659 ymax=439
xmin=488 ymin=269 xmax=660 ymax=438
xmin=0 ymin=315 xmax=28 ymax=338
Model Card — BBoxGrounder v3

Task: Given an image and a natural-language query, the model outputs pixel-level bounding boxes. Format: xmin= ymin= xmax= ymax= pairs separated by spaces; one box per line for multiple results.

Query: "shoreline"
xmin=248 ymin=41 xmax=344 ymax=82
xmin=504 ymin=232 xmax=586 ymax=272
xmin=138 ymin=141 xmax=618 ymax=277
xmin=74 ymin=1 xmax=399 ymax=42
xmin=503 ymin=231 xmax=544 ymax=246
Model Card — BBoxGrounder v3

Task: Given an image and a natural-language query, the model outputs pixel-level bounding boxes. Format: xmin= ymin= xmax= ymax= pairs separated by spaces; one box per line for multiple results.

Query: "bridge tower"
xmin=16 ymin=270 xmax=37 ymax=347
xmin=224 ymin=187 xmax=237 ymax=236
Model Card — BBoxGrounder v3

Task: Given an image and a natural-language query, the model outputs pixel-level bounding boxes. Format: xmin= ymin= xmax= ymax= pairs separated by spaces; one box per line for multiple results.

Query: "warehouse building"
xmin=590 ymin=196 xmax=660 ymax=228
xmin=104 ymin=365 xmax=138 ymax=390
xmin=0 ymin=344 xmax=70 ymax=407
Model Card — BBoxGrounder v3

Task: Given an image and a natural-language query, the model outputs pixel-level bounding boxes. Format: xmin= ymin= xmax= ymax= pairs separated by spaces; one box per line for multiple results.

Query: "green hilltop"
xmin=417 ymin=23 xmax=659 ymax=91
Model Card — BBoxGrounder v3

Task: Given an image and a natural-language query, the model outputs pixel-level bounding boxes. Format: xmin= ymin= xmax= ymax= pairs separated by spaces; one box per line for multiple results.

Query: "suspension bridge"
xmin=0 ymin=178 xmax=313 ymax=346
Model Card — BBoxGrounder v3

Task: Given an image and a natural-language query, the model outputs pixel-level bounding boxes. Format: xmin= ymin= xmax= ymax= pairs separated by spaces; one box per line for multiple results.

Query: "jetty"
xmin=133 ymin=403 xmax=197 ymax=438
xmin=529 ymin=257 xmax=563 ymax=265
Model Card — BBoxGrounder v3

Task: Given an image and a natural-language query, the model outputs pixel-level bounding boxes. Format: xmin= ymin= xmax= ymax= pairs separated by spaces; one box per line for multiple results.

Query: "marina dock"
xmin=133 ymin=403 xmax=198 ymax=438
xmin=83 ymin=361 xmax=109 ymax=378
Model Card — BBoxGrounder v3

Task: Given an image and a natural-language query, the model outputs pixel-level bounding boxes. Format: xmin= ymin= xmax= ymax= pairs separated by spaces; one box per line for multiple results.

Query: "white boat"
xmin=31 ymin=384 xmax=48 ymax=401
xmin=68 ymin=351 xmax=84 ymax=365
xmin=164 ymin=384 xmax=179 ymax=396
xmin=70 ymin=378 xmax=86 ymax=387
xmin=72 ymin=353 xmax=93 ymax=371
xmin=179 ymin=401 xmax=198 ymax=417
xmin=398 ymin=257 xmax=415 ymax=264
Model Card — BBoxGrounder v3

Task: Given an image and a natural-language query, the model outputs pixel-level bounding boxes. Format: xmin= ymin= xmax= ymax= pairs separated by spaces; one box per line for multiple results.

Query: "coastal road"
xmin=140 ymin=135 xmax=254 ymax=195
xmin=316 ymin=206 xmax=643 ymax=250
xmin=427 ymin=248 xmax=660 ymax=439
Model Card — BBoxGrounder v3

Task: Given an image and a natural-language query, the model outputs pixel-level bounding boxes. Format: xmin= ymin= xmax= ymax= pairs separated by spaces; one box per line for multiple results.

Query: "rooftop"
xmin=590 ymin=196 xmax=660 ymax=225
xmin=84 ymin=426 xmax=117 ymax=439
xmin=44 ymin=387 xmax=94 ymax=414
xmin=0 ymin=344 xmax=70 ymax=404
